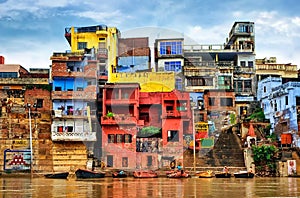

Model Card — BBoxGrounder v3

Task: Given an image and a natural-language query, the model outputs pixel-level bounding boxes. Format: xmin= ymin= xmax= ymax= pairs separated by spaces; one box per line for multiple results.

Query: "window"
xmin=220 ymin=98 xmax=233 ymax=107
xmin=147 ymin=156 xmax=153 ymax=167
xmin=55 ymin=87 xmax=62 ymax=91
xmin=166 ymin=106 xmax=173 ymax=111
xmin=199 ymin=114 xmax=204 ymax=121
xmin=0 ymin=72 xmax=18 ymax=78
xmin=240 ymin=106 xmax=247 ymax=115
xmin=198 ymin=100 xmax=204 ymax=110
xmin=108 ymin=134 xmax=115 ymax=143
xmin=57 ymin=126 xmax=63 ymax=132
xmin=66 ymin=126 xmax=73 ymax=132
xmin=107 ymin=155 xmax=113 ymax=167
xmin=124 ymin=134 xmax=132 ymax=143
xmin=218 ymin=76 xmax=231 ymax=88
xmin=285 ymin=96 xmax=289 ymax=105
xmin=187 ymin=77 xmax=213 ymax=86
xmin=122 ymin=157 xmax=128 ymax=167
xmin=122 ymin=92 xmax=129 ymax=99
xmin=175 ymin=78 xmax=182 ymax=90
xmin=164 ymin=61 xmax=182 ymax=72
xmin=274 ymin=101 xmax=277 ymax=111
xmin=208 ymin=97 xmax=215 ymax=106
xmin=116 ymin=134 xmax=123 ymax=143
xmin=113 ymin=90 xmax=119 ymax=99
xmin=296 ymin=97 xmax=300 ymax=105
xmin=240 ymin=61 xmax=246 ymax=67
xmin=36 ymin=99 xmax=43 ymax=108
xmin=263 ymin=86 xmax=266 ymax=93
xmin=78 ymin=42 xmax=87 ymax=50
xmin=244 ymin=80 xmax=252 ymax=92
xmin=248 ymin=61 xmax=254 ymax=67
xmin=237 ymin=81 xmax=243 ymax=92
xmin=167 ymin=130 xmax=179 ymax=142
xmin=160 ymin=41 xmax=182 ymax=55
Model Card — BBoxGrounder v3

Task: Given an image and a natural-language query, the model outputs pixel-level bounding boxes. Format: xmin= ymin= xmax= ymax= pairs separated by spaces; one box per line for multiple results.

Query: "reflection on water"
xmin=0 ymin=176 xmax=300 ymax=198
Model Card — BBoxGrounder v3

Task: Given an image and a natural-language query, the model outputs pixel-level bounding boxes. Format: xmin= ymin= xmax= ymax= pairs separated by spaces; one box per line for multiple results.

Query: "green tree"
xmin=252 ymin=144 xmax=278 ymax=175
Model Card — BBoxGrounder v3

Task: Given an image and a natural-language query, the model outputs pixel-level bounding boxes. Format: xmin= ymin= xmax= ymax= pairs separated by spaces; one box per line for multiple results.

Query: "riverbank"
xmin=1 ymin=167 xmax=300 ymax=178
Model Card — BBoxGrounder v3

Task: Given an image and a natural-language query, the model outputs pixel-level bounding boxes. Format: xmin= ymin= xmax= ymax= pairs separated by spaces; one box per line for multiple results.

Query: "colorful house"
xmin=101 ymin=83 xmax=192 ymax=170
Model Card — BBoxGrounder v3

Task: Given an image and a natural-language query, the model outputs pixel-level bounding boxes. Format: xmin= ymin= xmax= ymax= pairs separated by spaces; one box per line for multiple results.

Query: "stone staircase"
xmin=184 ymin=129 xmax=246 ymax=168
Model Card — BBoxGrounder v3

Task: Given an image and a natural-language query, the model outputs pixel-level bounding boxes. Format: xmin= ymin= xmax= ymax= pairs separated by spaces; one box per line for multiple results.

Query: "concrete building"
xmin=154 ymin=38 xmax=184 ymax=90
xmin=203 ymin=89 xmax=236 ymax=131
xmin=0 ymin=62 xmax=52 ymax=172
xmin=183 ymin=22 xmax=255 ymax=131
xmin=101 ymin=83 xmax=192 ymax=170
xmin=256 ymin=57 xmax=298 ymax=83
xmin=49 ymin=24 xmax=120 ymax=171
xmin=258 ymin=77 xmax=300 ymax=146
xmin=64 ymin=24 xmax=120 ymax=82
xmin=117 ymin=37 xmax=151 ymax=73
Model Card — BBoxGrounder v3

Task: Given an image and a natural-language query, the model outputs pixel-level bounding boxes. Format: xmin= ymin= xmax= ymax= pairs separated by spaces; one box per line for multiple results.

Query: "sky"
xmin=0 ymin=0 xmax=300 ymax=70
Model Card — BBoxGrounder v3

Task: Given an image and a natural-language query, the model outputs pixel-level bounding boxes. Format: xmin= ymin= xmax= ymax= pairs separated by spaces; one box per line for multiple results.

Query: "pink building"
xmin=101 ymin=83 xmax=192 ymax=170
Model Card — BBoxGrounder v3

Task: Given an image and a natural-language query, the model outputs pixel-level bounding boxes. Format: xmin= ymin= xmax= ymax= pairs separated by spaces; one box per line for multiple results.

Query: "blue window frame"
xmin=175 ymin=78 xmax=182 ymax=90
xmin=0 ymin=72 xmax=18 ymax=78
xmin=164 ymin=61 xmax=182 ymax=72
xmin=160 ymin=41 xmax=182 ymax=55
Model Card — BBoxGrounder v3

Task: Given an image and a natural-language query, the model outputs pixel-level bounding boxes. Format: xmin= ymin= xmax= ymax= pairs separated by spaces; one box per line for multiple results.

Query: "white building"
xmin=258 ymin=77 xmax=300 ymax=146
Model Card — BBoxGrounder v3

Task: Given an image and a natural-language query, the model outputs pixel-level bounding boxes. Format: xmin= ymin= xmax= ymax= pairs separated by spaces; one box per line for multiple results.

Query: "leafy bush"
xmin=252 ymin=144 xmax=278 ymax=172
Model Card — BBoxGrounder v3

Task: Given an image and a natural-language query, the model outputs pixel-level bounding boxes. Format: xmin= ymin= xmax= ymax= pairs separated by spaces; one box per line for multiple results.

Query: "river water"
xmin=0 ymin=176 xmax=299 ymax=198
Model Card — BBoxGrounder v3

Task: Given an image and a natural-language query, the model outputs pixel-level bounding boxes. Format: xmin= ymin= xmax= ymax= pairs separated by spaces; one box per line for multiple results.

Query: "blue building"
xmin=258 ymin=76 xmax=300 ymax=146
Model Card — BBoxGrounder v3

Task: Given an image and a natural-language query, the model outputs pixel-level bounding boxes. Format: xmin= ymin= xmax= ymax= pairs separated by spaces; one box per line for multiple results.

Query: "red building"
xmin=101 ymin=83 xmax=192 ymax=170
xmin=203 ymin=89 xmax=236 ymax=131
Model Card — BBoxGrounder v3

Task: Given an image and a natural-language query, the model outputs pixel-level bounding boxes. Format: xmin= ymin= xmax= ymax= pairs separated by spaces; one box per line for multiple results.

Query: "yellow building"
xmin=64 ymin=24 xmax=176 ymax=92
xmin=65 ymin=24 xmax=119 ymax=82
xmin=110 ymin=72 xmax=175 ymax=92
xmin=256 ymin=57 xmax=298 ymax=80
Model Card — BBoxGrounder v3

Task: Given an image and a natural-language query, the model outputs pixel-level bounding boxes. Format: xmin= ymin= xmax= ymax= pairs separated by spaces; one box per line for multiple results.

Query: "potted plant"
xmin=106 ymin=111 xmax=115 ymax=119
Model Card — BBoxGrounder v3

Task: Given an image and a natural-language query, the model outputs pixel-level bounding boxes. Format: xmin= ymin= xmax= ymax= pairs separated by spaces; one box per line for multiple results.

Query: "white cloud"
xmin=184 ymin=24 xmax=230 ymax=45
xmin=72 ymin=10 xmax=125 ymax=25
xmin=1 ymin=38 xmax=68 ymax=69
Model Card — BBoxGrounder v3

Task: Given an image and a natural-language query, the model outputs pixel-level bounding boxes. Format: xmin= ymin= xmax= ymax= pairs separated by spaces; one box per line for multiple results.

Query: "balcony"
xmin=162 ymin=110 xmax=188 ymax=118
xmin=101 ymin=114 xmax=137 ymax=125
xmin=256 ymin=64 xmax=297 ymax=72
xmin=52 ymin=67 xmax=98 ymax=79
xmin=184 ymin=44 xmax=253 ymax=52
xmin=184 ymin=61 xmax=216 ymax=68
xmin=53 ymin=109 xmax=97 ymax=119
xmin=105 ymin=98 xmax=138 ymax=105
xmin=217 ymin=61 xmax=234 ymax=68
xmin=52 ymin=86 xmax=97 ymax=100
xmin=50 ymin=52 xmax=83 ymax=61
xmin=234 ymin=67 xmax=255 ymax=74
xmin=51 ymin=131 xmax=96 ymax=141
xmin=97 ymin=48 xmax=108 ymax=59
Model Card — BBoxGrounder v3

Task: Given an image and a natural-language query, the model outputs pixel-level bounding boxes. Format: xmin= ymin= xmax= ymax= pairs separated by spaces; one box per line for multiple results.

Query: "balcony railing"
xmin=53 ymin=109 xmax=97 ymax=119
xmin=183 ymin=69 xmax=216 ymax=76
xmin=184 ymin=61 xmax=216 ymax=67
xmin=256 ymin=64 xmax=297 ymax=71
xmin=101 ymin=114 xmax=137 ymax=125
xmin=234 ymin=67 xmax=255 ymax=74
xmin=52 ymin=88 xmax=97 ymax=100
xmin=97 ymin=48 xmax=108 ymax=59
xmin=51 ymin=131 xmax=96 ymax=141
xmin=184 ymin=44 xmax=253 ymax=52
xmin=163 ymin=110 xmax=188 ymax=118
